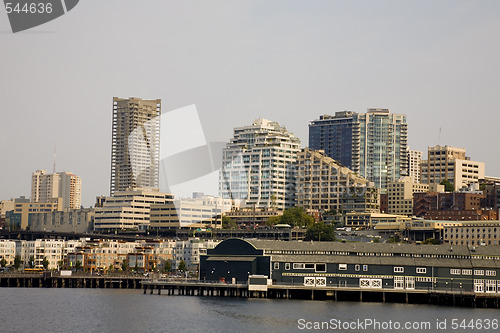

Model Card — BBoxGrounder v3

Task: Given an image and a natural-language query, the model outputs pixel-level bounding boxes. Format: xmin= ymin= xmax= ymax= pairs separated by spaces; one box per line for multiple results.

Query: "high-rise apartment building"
xmin=220 ymin=119 xmax=300 ymax=210
xmin=355 ymin=109 xmax=408 ymax=193
xmin=31 ymin=170 xmax=81 ymax=209
xmin=407 ymin=149 xmax=422 ymax=183
xmin=308 ymin=112 xmax=357 ymax=169
xmin=110 ymin=97 xmax=161 ymax=195
xmin=309 ymin=109 xmax=408 ymax=194
xmin=421 ymin=145 xmax=485 ymax=191
xmin=31 ymin=170 xmax=58 ymax=203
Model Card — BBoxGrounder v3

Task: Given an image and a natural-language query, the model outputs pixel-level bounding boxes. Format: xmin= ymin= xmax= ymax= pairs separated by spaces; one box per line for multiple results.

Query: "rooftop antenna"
xmin=53 ymin=145 xmax=56 ymax=174
xmin=438 ymin=127 xmax=442 ymax=145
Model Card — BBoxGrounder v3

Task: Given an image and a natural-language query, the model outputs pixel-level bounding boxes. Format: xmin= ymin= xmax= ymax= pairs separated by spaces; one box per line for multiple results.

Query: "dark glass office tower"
xmin=308 ymin=111 xmax=357 ymax=169
xmin=309 ymin=109 xmax=408 ymax=194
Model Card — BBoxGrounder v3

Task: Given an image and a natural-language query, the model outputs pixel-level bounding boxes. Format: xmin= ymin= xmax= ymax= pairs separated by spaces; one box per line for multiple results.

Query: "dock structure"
xmin=0 ymin=273 xmax=143 ymax=289
xmin=141 ymin=280 xmax=500 ymax=308
xmin=1 ymin=272 xmax=499 ymax=308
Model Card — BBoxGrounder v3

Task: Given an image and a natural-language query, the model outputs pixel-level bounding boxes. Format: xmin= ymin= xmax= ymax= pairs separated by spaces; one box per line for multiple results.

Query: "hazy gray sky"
xmin=1 ymin=0 xmax=500 ymax=207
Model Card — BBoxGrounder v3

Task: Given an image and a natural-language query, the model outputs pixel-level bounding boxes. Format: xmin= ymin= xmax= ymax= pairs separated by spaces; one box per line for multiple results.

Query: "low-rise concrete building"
xmin=387 ymin=177 xmax=431 ymax=216
xmin=30 ymin=208 xmax=94 ymax=233
xmin=94 ymin=189 xmax=174 ymax=231
xmin=414 ymin=191 xmax=489 ymax=219
xmin=425 ymin=209 xmax=498 ymax=221
xmin=7 ymin=198 xmax=62 ymax=230
xmin=345 ymin=212 xmax=411 ymax=229
xmin=150 ymin=195 xmax=236 ymax=230
xmin=443 ymin=222 xmax=500 ymax=246
xmin=225 ymin=208 xmax=283 ymax=228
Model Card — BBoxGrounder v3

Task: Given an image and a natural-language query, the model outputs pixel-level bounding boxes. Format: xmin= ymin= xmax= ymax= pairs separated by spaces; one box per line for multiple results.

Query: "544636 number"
xmin=5 ymin=2 xmax=53 ymax=14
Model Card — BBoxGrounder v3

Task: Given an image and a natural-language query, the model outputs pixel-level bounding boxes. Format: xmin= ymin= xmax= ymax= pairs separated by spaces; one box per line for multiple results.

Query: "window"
xmin=338 ymin=264 xmax=347 ymax=271
xmin=273 ymin=262 xmax=279 ymax=270
xmin=394 ymin=276 xmax=404 ymax=289
xmin=462 ymin=269 xmax=472 ymax=275
xmin=486 ymin=270 xmax=496 ymax=277
xmin=285 ymin=263 xmax=290 ymax=270
xmin=293 ymin=263 xmax=304 ymax=269
xmin=416 ymin=267 xmax=426 ymax=274
xmin=355 ymin=264 xmax=360 ymax=271
xmin=394 ymin=267 xmax=404 ymax=273
xmin=474 ymin=279 xmax=484 ymax=293
xmin=315 ymin=264 xmax=326 ymax=272
xmin=450 ymin=269 xmax=461 ymax=275
xmin=474 ymin=270 xmax=485 ymax=276
xmin=485 ymin=280 xmax=496 ymax=293
xmin=363 ymin=265 xmax=368 ymax=271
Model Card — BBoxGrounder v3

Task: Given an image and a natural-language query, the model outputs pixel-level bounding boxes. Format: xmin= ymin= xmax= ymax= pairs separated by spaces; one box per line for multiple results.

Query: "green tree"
xmin=177 ymin=260 xmax=187 ymax=273
xmin=0 ymin=258 xmax=7 ymax=268
xmin=74 ymin=260 xmax=82 ymax=271
xmin=121 ymin=259 xmax=129 ymax=272
xmin=322 ymin=209 xmax=337 ymax=216
xmin=387 ymin=235 xmax=401 ymax=243
xmin=280 ymin=207 xmax=314 ymax=228
xmin=440 ymin=179 xmax=454 ymax=192
xmin=265 ymin=215 xmax=282 ymax=227
xmin=304 ymin=222 xmax=336 ymax=241
xmin=14 ymin=255 xmax=21 ymax=270
xmin=222 ymin=216 xmax=237 ymax=229
xmin=42 ymin=257 xmax=49 ymax=270
xmin=162 ymin=260 xmax=172 ymax=274
xmin=28 ymin=256 xmax=35 ymax=268
xmin=423 ymin=238 xmax=441 ymax=245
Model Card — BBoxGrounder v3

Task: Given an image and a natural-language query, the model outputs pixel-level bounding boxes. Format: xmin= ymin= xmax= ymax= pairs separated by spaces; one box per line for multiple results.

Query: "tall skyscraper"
xmin=309 ymin=109 xmax=408 ymax=193
xmin=354 ymin=109 xmax=408 ymax=193
xmin=220 ymin=119 xmax=300 ymax=210
xmin=31 ymin=170 xmax=82 ymax=209
xmin=110 ymin=97 xmax=161 ymax=195
xmin=308 ymin=111 xmax=357 ymax=169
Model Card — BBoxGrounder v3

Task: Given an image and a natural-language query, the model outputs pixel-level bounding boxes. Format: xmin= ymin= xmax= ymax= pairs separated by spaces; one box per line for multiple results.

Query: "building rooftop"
xmin=243 ymin=239 xmax=500 ymax=258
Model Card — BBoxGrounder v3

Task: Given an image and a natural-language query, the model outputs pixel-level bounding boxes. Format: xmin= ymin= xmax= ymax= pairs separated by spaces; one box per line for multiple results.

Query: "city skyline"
xmin=1 ymin=105 xmax=496 ymax=207
xmin=1 ymin=1 xmax=500 ymax=206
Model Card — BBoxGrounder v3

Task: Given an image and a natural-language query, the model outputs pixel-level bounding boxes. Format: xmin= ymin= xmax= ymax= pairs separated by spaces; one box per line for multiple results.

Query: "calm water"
xmin=0 ymin=288 xmax=499 ymax=332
